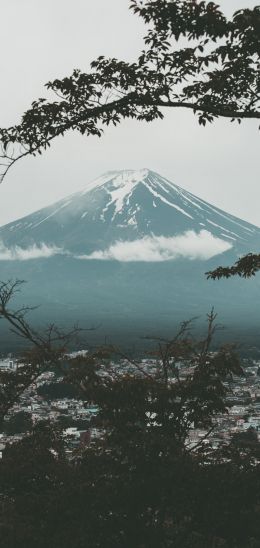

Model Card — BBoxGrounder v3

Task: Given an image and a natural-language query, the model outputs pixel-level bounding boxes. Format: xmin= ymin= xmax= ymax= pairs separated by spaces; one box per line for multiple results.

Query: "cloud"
xmin=76 ymin=230 xmax=232 ymax=262
xmin=0 ymin=241 xmax=64 ymax=261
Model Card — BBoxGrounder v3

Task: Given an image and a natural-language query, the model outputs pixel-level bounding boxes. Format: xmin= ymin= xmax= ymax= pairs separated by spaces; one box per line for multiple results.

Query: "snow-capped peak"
xmin=79 ymin=169 xmax=150 ymax=221
xmin=80 ymin=168 xmax=148 ymax=196
xmin=1 ymin=169 xmax=260 ymax=259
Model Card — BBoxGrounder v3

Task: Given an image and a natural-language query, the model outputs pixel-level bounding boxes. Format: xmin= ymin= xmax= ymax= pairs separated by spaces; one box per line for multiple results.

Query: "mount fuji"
xmin=1 ymin=168 xmax=259 ymax=258
xmin=0 ymin=169 xmax=260 ymax=349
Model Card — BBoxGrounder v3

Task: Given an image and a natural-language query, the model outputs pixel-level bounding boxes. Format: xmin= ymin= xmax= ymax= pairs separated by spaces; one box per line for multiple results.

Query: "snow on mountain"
xmin=0 ymin=169 xmax=259 ymax=261
xmin=2 ymin=169 xmax=260 ymax=347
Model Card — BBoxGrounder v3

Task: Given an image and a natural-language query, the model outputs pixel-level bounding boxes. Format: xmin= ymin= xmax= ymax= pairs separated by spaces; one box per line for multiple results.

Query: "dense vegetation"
xmin=1 ymin=288 xmax=260 ymax=547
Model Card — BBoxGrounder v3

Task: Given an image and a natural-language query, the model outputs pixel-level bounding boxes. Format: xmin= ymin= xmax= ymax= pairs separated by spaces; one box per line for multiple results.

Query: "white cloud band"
xmin=0 ymin=231 xmax=232 ymax=262
xmin=76 ymin=230 xmax=232 ymax=262
xmin=0 ymin=242 xmax=64 ymax=261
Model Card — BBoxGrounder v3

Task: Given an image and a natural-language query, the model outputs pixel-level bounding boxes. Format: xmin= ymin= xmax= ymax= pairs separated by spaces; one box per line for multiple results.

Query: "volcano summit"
xmin=0 ymin=169 xmax=259 ymax=259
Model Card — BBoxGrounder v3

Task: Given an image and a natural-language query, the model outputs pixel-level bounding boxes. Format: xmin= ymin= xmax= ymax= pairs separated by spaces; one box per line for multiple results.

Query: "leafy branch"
xmin=0 ymin=1 xmax=259 ymax=182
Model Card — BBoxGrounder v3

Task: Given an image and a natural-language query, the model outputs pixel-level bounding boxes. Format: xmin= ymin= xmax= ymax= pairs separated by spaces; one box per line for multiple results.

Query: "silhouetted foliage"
xmin=2 ymin=411 xmax=33 ymax=435
xmin=207 ymin=252 xmax=260 ymax=279
xmin=37 ymin=381 xmax=80 ymax=400
xmin=0 ymin=0 xmax=259 ymax=182
xmin=2 ymin=286 xmax=260 ymax=547
xmin=0 ymin=279 xmax=83 ymax=428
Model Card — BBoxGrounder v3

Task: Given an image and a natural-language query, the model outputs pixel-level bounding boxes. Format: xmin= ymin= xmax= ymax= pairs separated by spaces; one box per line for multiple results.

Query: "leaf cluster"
xmin=0 ymin=1 xmax=259 ymax=181
xmin=207 ymin=253 xmax=260 ymax=279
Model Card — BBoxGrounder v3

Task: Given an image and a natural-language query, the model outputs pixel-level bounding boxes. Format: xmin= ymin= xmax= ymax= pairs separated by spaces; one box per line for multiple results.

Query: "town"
xmin=1 ymin=353 xmax=260 ymax=459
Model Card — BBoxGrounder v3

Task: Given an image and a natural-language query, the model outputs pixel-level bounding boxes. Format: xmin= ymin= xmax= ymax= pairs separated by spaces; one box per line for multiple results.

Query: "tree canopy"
xmin=0 ymin=0 xmax=259 ymax=182
xmin=2 ymin=288 xmax=259 ymax=548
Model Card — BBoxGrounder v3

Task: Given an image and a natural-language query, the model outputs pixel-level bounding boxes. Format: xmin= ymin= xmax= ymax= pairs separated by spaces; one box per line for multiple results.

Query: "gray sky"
xmin=0 ymin=0 xmax=259 ymax=227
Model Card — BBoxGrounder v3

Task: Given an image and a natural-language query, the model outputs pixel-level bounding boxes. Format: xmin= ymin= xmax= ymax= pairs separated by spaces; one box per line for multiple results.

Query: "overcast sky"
xmin=0 ymin=0 xmax=259 ymax=227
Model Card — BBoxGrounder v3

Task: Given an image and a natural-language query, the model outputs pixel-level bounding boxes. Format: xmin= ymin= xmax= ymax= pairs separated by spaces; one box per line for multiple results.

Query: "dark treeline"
xmin=1 ymin=284 xmax=260 ymax=548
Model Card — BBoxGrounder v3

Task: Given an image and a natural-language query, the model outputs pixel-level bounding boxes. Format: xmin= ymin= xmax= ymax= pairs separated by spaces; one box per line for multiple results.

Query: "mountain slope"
xmin=0 ymin=169 xmax=259 ymax=257
xmin=0 ymin=169 xmax=260 ymax=350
